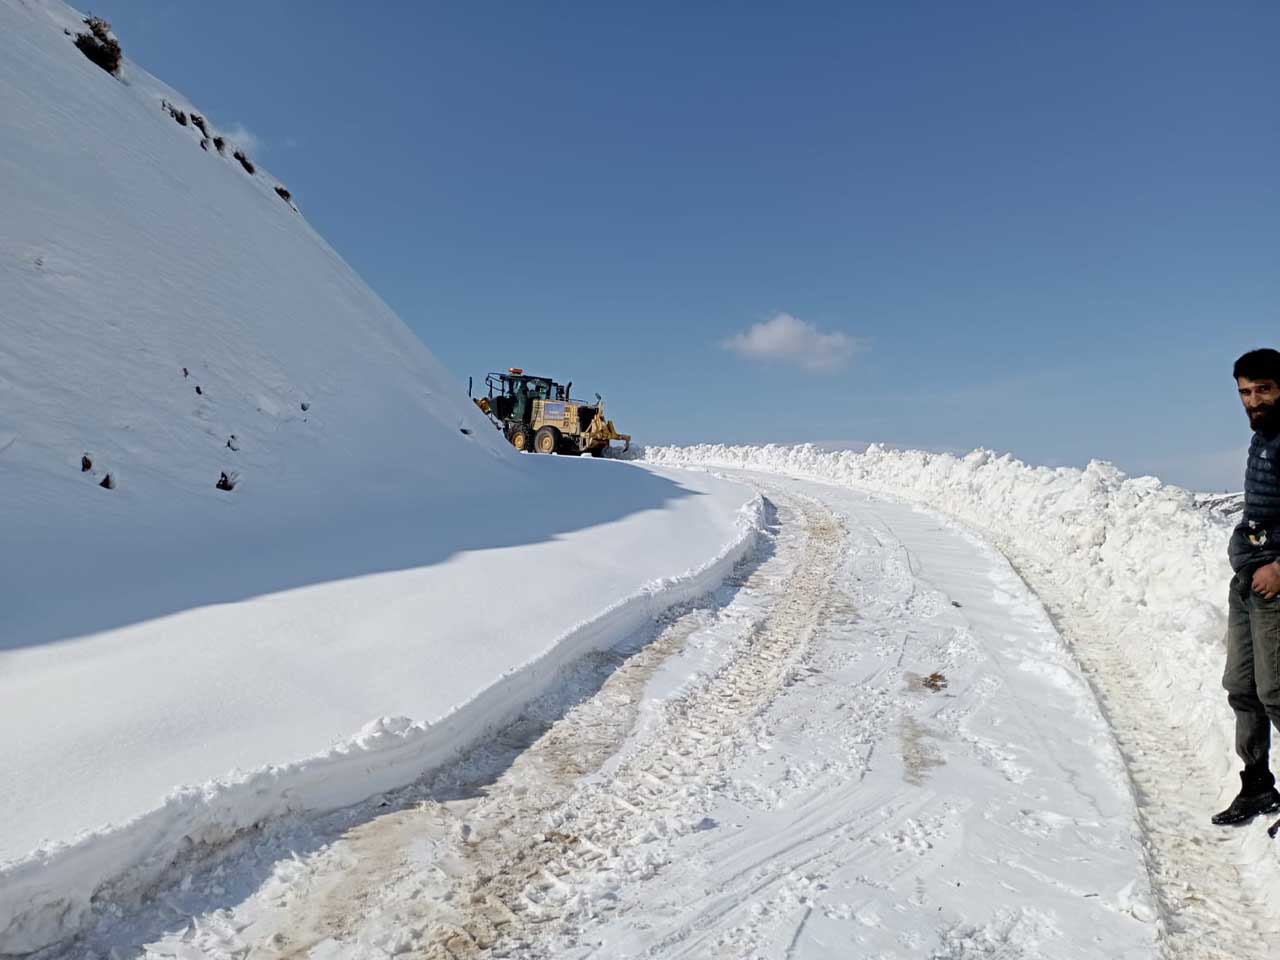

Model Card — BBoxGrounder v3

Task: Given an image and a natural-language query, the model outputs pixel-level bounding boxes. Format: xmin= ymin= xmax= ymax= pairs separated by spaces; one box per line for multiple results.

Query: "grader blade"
xmin=604 ymin=420 xmax=631 ymax=452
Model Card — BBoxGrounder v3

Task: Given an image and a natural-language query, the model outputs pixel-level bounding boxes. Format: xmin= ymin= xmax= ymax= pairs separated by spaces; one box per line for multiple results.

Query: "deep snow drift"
xmin=0 ymin=4 xmax=758 ymax=952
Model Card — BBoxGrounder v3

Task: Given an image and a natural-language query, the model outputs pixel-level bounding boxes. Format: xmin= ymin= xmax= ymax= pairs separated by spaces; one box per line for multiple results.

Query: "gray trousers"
xmin=1223 ymin=568 xmax=1280 ymax=783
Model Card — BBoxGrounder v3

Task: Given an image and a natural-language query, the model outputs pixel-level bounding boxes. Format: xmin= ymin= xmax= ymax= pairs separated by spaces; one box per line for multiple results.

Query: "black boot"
xmin=1212 ymin=769 xmax=1280 ymax=826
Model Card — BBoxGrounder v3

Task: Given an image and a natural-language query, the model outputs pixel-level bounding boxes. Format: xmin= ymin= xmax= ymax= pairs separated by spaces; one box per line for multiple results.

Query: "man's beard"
xmin=1250 ymin=403 xmax=1280 ymax=434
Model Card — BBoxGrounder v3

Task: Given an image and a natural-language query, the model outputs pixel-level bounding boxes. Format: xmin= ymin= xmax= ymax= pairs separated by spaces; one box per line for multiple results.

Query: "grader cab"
xmin=472 ymin=369 xmax=631 ymax=456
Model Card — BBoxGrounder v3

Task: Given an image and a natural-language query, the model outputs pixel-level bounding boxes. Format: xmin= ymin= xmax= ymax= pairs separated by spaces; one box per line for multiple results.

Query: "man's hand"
xmin=1253 ymin=562 xmax=1280 ymax=599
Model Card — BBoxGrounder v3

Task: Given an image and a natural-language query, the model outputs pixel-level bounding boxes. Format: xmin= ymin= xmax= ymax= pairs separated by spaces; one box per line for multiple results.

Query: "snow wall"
xmin=0 ymin=494 xmax=765 ymax=954
xmin=633 ymin=443 xmax=1241 ymax=808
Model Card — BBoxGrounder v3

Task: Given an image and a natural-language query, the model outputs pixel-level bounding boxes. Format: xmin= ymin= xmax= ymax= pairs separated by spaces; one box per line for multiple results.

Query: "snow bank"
xmin=633 ymin=443 xmax=1239 ymax=796
xmin=0 ymin=493 xmax=765 ymax=954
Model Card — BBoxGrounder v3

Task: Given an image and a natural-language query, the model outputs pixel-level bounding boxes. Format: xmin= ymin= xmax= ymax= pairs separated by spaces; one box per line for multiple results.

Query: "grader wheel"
xmin=534 ymin=425 xmax=561 ymax=454
xmin=509 ymin=424 xmax=532 ymax=451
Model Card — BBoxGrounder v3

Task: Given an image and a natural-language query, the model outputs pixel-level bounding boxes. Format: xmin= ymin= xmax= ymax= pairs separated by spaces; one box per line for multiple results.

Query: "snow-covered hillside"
xmin=1 ymin=0 xmax=511 ymax=646
xmin=0 ymin=3 xmax=759 ymax=952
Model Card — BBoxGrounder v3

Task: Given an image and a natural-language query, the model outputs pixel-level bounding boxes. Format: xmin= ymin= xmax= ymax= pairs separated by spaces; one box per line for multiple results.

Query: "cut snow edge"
xmin=0 ymin=494 xmax=766 ymax=955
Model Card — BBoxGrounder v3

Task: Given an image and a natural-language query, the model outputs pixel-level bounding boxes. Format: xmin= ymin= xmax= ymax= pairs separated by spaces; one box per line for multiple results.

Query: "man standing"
xmin=1216 ymin=348 xmax=1280 ymax=825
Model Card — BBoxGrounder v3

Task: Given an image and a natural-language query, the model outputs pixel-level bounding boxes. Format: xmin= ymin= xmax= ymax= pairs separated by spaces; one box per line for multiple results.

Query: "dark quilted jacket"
xmin=1229 ymin=430 xmax=1280 ymax=572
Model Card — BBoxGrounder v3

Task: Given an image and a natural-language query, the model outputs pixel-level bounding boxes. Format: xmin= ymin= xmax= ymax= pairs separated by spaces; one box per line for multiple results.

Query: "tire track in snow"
xmin=835 ymin=478 xmax=1273 ymax=960
xmin=33 ymin=500 xmax=784 ymax=960
xmin=639 ymin=460 xmax=1275 ymax=959
xmin=394 ymin=493 xmax=842 ymax=958
xmin=1004 ymin=573 xmax=1280 ymax=960
xmin=110 ymin=494 xmax=834 ymax=960
xmin=597 ymin=473 xmax=1158 ymax=959
xmin=629 ymin=490 xmax=957 ymax=958
xmin=53 ymin=476 xmax=1172 ymax=959
xmin=633 ymin=449 xmax=1280 ymax=958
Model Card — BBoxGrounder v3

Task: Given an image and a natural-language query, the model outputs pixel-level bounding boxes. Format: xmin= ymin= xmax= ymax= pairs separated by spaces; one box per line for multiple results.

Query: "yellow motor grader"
xmin=471 ymin=369 xmax=631 ymax=456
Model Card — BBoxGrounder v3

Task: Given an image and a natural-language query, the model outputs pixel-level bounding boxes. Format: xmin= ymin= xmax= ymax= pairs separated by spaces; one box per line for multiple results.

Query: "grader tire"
xmin=534 ymin=425 xmax=560 ymax=454
xmin=509 ymin=424 xmax=532 ymax=452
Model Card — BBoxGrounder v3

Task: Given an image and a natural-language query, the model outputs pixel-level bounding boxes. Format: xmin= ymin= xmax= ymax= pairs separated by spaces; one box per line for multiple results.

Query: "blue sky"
xmin=101 ymin=1 xmax=1276 ymax=490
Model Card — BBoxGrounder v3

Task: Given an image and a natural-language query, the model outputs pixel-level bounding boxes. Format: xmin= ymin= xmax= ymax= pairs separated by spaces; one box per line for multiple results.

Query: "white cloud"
xmin=221 ymin=122 xmax=261 ymax=154
xmin=722 ymin=313 xmax=861 ymax=371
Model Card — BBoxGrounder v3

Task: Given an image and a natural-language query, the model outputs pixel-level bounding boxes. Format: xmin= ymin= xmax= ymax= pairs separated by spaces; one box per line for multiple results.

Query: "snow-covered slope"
xmin=0 ymin=4 xmax=760 ymax=952
xmin=1 ymin=0 xmax=511 ymax=647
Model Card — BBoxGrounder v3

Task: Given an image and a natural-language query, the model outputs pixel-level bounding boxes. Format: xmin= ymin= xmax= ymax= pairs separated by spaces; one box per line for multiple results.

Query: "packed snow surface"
xmin=572 ymin=476 xmax=1158 ymax=957
xmin=633 ymin=443 xmax=1237 ymax=776
xmin=632 ymin=444 xmax=1280 ymax=955
xmin=48 ymin=477 xmax=1160 ymax=958
xmin=0 ymin=3 xmax=760 ymax=952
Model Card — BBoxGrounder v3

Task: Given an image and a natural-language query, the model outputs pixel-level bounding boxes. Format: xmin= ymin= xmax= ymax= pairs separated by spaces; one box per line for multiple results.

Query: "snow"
xmin=72 ymin=477 xmax=1158 ymax=959
xmin=573 ymin=477 xmax=1156 ymax=958
xmin=1 ymin=466 xmax=763 ymax=953
xmin=632 ymin=442 xmax=1238 ymax=790
xmin=0 ymin=4 xmax=760 ymax=952
xmin=3 ymin=0 xmax=1269 ymax=954
xmin=631 ymin=445 xmax=1280 ymax=953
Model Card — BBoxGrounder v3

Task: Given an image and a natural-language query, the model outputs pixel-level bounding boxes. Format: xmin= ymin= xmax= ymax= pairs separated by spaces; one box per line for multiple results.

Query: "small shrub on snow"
xmin=74 ymin=16 xmax=122 ymax=75
xmin=233 ymin=150 xmax=255 ymax=175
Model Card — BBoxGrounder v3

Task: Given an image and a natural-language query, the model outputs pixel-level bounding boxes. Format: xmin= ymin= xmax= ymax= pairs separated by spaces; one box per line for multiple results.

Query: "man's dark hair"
xmin=1234 ymin=348 xmax=1280 ymax=384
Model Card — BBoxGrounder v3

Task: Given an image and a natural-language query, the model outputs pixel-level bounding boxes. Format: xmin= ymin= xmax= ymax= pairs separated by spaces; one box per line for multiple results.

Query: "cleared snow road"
xmin=47 ymin=473 xmax=1187 ymax=958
